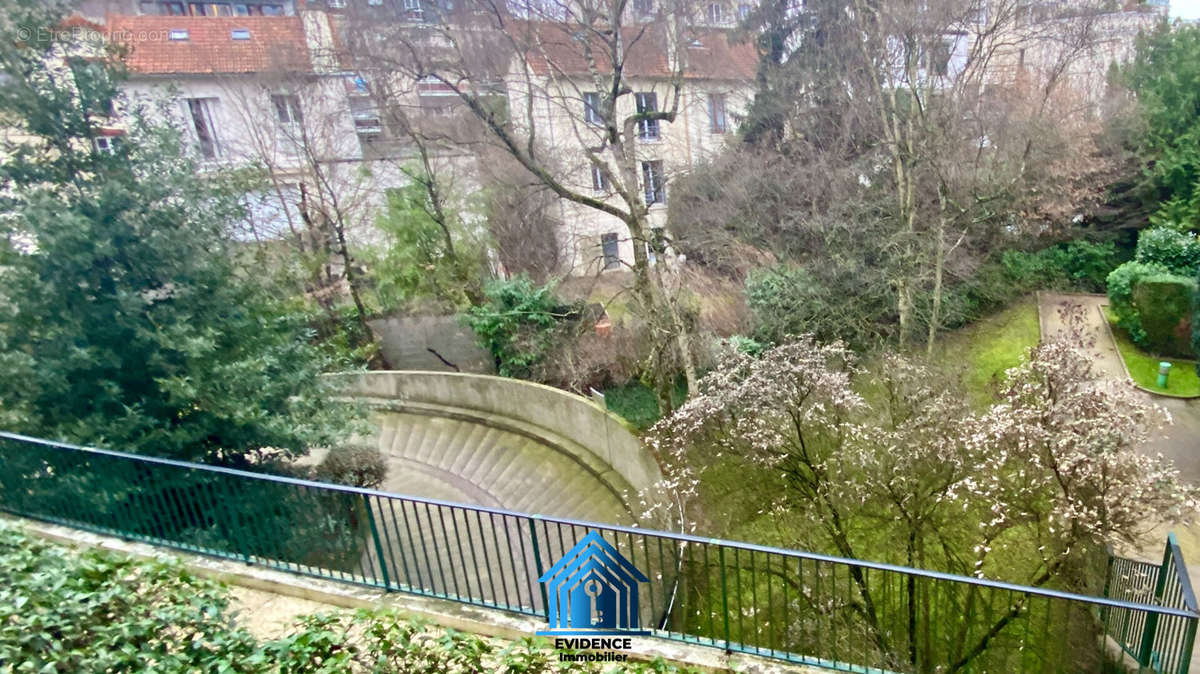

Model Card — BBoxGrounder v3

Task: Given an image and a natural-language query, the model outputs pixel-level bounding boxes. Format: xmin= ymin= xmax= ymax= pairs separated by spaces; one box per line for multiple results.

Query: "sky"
xmin=1173 ymin=0 xmax=1200 ymax=20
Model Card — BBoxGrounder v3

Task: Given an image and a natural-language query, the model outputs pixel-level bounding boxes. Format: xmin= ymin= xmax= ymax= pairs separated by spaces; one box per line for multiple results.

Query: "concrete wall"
xmin=329 ymin=371 xmax=662 ymax=501
xmin=368 ymin=315 xmax=494 ymax=374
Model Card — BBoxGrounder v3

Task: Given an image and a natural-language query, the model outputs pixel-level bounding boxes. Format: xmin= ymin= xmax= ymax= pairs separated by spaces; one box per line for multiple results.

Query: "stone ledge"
xmin=7 ymin=515 xmax=825 ymax=674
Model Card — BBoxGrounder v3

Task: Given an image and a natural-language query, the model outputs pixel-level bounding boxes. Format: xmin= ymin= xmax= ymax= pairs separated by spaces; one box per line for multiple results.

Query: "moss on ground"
xmin=927 ymin=296 xmax=1042 ymax=409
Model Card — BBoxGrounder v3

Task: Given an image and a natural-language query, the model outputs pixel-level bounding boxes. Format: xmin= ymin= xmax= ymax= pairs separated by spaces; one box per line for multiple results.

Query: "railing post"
xmin=362 ymin=494 xmax=392 ymax=590
xmin=717 ymin=542 xmax=731 ymax=653
xmin=1138 ymin=537 xmax=1173 ymax=667
xmin=528 ymin=515 xmax=548 ymax=613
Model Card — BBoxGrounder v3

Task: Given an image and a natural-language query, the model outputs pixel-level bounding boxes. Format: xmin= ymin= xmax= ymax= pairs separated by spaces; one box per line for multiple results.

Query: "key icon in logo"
xmin=584 ymin=578 xmax=604 ymax=625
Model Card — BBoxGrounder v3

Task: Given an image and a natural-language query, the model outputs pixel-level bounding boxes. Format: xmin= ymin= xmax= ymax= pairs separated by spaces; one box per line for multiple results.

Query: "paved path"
xmin=1040 ymin=293 xmax=1200 ymax=486
xmin=1040 ymin=293 xmax=1200 ymax=671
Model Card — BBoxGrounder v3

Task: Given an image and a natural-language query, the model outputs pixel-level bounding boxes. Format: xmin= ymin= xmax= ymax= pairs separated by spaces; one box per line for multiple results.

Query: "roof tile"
xmin=106 ymin=15 xmax=311 ymax=75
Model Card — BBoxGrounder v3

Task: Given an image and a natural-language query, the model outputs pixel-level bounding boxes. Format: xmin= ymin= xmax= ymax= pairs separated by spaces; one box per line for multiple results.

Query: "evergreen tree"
xmin=0 ymin=0 xmax=351 ymax=464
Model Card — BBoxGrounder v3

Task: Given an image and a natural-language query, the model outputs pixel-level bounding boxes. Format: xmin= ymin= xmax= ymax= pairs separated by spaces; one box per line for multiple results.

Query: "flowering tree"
xmin=648 ymin=334 xmax=1193 ymax=669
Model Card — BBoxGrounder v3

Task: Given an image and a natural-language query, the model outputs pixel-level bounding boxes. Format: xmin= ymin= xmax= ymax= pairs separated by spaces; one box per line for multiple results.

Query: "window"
xmin=186 ymin=98 xmax=219 ymax=159
xmin=601 ymin=233 xmax=620 ymax=270
xmin=642 ymin=160 xmax=664 ymax=205
xmin=271 ymin=94 xmax=302 ymax=125
xmin=162 ymin=2 xmax=186 ymax=14
xmin=591 ymin=165 xmax=609 ymax=192
xmin=633 ymin=0 xmax=653 ymax=16
xmin=168 ymin=28 xmax=189 ymax=40
xmin=231 ymin=28 xmax=251 ymax=39
xmin=368 ymin=0 xmax=383 ymax=5
xmin=635 ymin=92 xmax=659 ymax=140
xmin=583 ymin=92 xmax=603 ymax=125
xmin=328 ymin=0 xmax=346 ymax=7
xmin=931 ymin=38 xmax=953 ymax=77
xmin=707 ymin=2 xmax=724 ymax=24
xmin=708 ymin=93 xmax=727 ymax=133
xmin=93 ymin=136 xmax=119 ymax=154
xmin=737 ymin=2 xmax=751 ymax=20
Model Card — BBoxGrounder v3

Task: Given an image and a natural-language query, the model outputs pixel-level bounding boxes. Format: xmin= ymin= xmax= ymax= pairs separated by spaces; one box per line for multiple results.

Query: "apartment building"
xmin=71 ymin=0 xmax=758 ymax=276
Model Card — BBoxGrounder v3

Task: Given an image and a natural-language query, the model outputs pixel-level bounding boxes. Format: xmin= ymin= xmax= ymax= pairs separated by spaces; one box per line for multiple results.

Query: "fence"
xmin=1105 ymin=536 xmax=1199 ymax=674
xmin=1 ymin=431 xmax=1195 ymax=673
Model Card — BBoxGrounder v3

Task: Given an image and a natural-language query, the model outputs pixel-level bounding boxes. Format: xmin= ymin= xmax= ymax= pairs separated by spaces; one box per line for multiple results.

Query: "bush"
xmin=745 ymin=264 xmax=886 ymax=347
xmin=465 ymin=277 xmax=575 ymax=379
xmin=1134 ymin=227 xmax=1200 ymax=275
xmin=1107 ymin=261 xmax=1175 ymax=346
xmin=316 ymin=444 xmax=388 ymax=489
xmin=1131 ymin=274 xmax=1198 ymax=357
xmin=1 ymin=525 xmax=703 ymax=673
xmin=0 ymin=524 xmax=258 ymax=672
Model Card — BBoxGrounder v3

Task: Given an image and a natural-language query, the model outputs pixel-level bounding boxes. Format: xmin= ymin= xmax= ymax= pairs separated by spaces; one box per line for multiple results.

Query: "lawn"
xmin=928 ymin=296 xmax=1042 ymax=409
xmin=602 ymin=377 xmax=688 ymax=432
xmin=1103 ymin=309 xmax=1200 ymax=397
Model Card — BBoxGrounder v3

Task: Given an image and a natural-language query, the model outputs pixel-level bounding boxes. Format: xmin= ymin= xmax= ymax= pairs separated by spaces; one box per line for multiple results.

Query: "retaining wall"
xmin=328 ymin=371 xmax=663 ymax=507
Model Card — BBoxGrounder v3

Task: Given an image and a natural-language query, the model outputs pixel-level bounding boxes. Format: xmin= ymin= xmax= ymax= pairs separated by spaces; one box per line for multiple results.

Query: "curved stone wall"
xmin=327 ymin=371 xmax=663 ymax=515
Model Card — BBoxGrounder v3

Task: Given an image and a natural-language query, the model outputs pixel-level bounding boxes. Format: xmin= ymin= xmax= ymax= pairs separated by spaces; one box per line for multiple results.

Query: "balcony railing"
xmin=0 ymin=431 xmax=1194 ymax=673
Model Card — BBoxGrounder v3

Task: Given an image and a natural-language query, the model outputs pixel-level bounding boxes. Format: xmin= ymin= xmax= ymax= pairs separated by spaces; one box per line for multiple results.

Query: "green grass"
xmin=928 ymin=296 xmax=1042 ymax=409
xmin=1104 ymin=308 xmax=1200 ymax=397
xmin=602 ymin=377 xmax=688 ymax=432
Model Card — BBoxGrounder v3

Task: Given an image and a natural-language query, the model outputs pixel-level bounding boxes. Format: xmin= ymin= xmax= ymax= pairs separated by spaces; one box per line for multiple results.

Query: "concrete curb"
xmin=1096 ymin=304 xmax=1200 ymax=400
xmin=6 ymin=516 xmax=822 ymax=674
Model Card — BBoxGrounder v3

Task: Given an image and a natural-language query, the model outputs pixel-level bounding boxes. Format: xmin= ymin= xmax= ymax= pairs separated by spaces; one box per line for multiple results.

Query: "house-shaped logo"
xmin=536 ymin=531 xmax=650 ymax=636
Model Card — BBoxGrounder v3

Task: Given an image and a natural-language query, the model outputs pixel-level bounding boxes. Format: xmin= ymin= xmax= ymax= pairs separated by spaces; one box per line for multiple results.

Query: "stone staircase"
xmin=360 ymin=409 xmax=642 ymax=612
xmin=373 ymin=411 xmax=631 ymax=525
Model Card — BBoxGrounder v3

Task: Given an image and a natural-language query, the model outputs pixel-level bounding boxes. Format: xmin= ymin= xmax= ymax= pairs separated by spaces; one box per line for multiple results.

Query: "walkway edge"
xmin=1095 ymin=304 xmax=1200 ymax=400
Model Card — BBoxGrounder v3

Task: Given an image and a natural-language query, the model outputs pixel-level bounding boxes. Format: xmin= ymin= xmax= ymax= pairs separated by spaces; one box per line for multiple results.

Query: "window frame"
xmin=635 ymin=91 xmax=659 ymax=141
xmin=641 ymin=159 xmax=665 ymax=205
xmin=708 ymin=93 xmax=727 ymax=134
xmin=591 ymin=165 xmax=609 ymax=192
xmin=601 ymin=232 xmax=621 ymax=270
xmin=583 ymin=92 xmax=603 ymax=126
xmin=271 ymin=93 xmax=302 ymax=126
xmin=185 ymin=97 xmax=220 ymax=159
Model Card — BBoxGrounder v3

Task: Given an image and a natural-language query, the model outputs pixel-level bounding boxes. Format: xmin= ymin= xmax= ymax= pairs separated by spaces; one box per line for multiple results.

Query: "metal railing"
xmin=1 ymin=431 xmax=1196 ymax=673
xmin=1105 ymin=535 xmax=1199 ymax=674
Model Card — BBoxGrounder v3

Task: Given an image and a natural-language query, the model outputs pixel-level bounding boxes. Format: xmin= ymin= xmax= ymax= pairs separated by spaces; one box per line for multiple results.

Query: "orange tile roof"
xmin=524 ymin=23 xmax=756 ymax=81
xmin=107 ymin=15 xmax=312 ymax=75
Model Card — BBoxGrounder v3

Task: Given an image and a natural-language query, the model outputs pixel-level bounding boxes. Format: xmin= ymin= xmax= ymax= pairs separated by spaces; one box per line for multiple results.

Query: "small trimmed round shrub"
xmin=316 ymin=444 xmax=388 ymax=489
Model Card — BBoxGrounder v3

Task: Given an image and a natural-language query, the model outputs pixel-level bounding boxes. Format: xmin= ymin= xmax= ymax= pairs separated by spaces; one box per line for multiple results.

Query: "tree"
xmin=328 ymin=0 xmax=717 ymax=408
xmin=648 ymin=330 xmax=1191 ymax=669
xmin=683 ymin=0 xmax=1123 ymax=352
xmin=214 ymin=67 xmax=392 ymax=367
xmin=0 ymin=0 xmax=351 ymax=464
xmin=1123 ymin=20 xmax=1200 ymax=230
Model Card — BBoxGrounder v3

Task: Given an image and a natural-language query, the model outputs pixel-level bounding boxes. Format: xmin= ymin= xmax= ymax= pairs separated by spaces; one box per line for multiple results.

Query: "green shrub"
xmin=465 ymin=277 xmax=574 ymax=379
xmin=1134 ymin=227 xmax=1200 ymax=275
xmin=316 ymin=444 xmax=388 ymax=489
xmin=0 ymin=524 xmax=258 ymax=672
xmin=1132 ymin=274 xmax=1196 ymax=357
xmin=1107 ymin=261 xmax=1174 ymax=346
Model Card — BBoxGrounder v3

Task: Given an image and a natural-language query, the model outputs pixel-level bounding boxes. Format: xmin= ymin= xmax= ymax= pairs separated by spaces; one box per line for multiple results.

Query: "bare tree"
xmin=728 ymin=0 xmax=1125 ymax=351
xmin=215 ymin=67 xmax=391 ymax=362
xmin=325 ymin=0 xmax=729 ymax=404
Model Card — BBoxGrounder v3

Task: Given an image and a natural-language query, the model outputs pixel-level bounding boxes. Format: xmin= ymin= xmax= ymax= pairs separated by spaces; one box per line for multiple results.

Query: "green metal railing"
xmin=1105 ymin=535 xmax=1199 ymax=673
xmin=1 ymin=431 xmax=1196 ymax=673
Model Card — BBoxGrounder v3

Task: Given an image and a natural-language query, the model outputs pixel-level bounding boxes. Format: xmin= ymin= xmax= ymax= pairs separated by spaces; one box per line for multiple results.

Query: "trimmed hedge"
xmin=1107 ymin=261 xmax=1173 ymax=347
xmin=1131 ymin=274 xmax=1197 ymax=357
